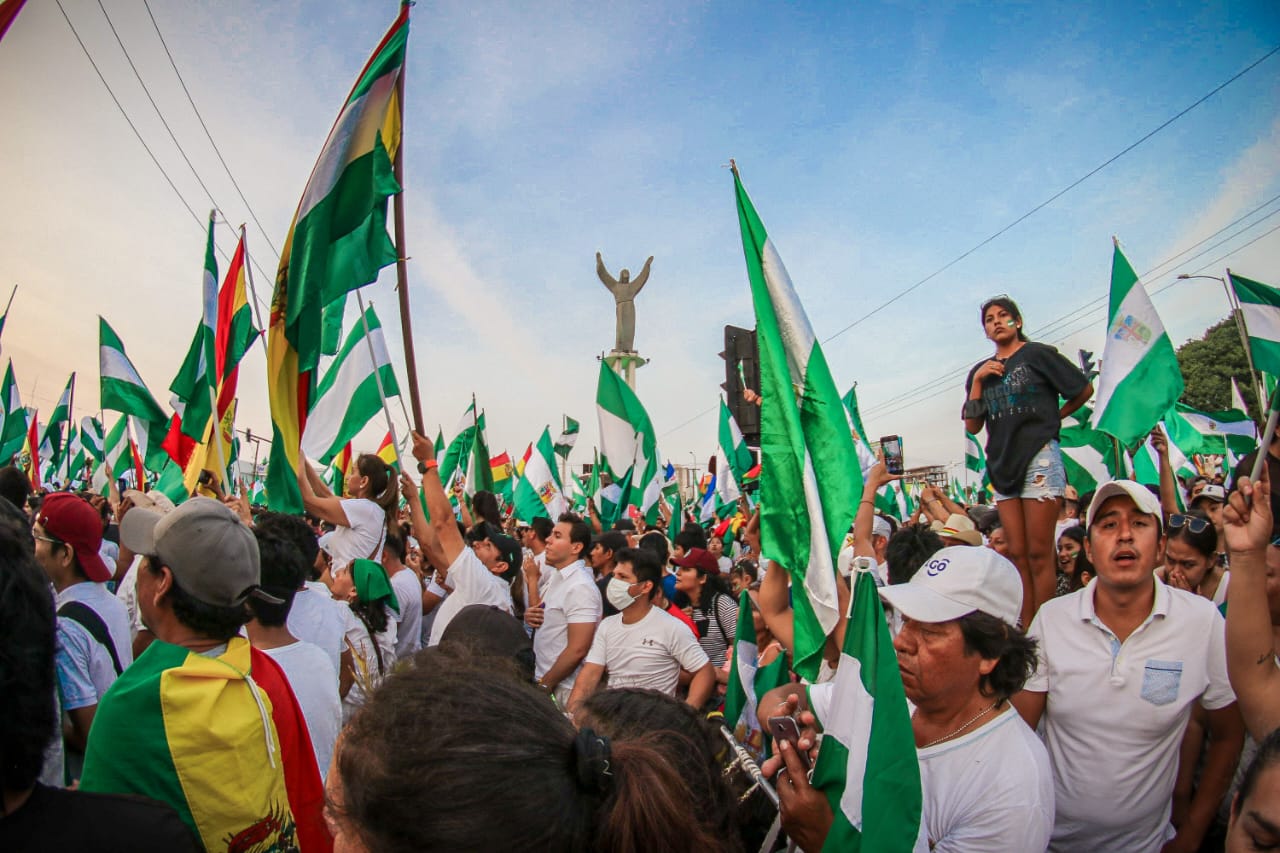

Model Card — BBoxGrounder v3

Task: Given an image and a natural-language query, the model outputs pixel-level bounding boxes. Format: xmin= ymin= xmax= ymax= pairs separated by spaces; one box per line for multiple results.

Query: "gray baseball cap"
xmin=121 ymin=497 xmax=280 ymax=607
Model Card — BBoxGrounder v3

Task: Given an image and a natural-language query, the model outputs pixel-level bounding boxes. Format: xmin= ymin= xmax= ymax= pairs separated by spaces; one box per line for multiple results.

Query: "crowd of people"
xmin=2 ymin=295 xmax=1280 ymax=852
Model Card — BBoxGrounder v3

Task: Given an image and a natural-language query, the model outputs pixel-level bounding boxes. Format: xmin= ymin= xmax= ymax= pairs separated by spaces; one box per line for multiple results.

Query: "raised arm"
xmin=630 ymin=256 xmax=654 ymax=294
xmin=409 ymin=432 xmax=466 ymax=570
xmin=595 ymin=252 xmax=615 ymax=289
xmin=853 ymin=460 xmax=896 ymax=558
xmin=1224 ymin=469 xmax=1280 ymax=740
xmin=1149 ymin=427 xmax=1180 ymax=520
xmin=297 ymin=457 xmax=351 ymax=528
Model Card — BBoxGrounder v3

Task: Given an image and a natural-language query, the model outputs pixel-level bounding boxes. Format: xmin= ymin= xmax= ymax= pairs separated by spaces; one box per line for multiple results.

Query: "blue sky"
xmin=1 ymin=0 xmax=1277 ymax=482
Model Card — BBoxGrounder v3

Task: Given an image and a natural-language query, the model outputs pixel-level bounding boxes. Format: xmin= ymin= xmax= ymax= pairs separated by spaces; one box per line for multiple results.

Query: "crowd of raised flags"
xmin=6 ymin=3 xmax=1280 ymax=851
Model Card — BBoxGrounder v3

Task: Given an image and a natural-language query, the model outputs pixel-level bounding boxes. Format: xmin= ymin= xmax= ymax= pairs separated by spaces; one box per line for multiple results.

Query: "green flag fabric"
xmin=1090 ymin=241 xmax=1184 ymax=447
xmin=733 ymin=165 xmax=861 ymax=681
xmin=1230 ymin=272 xmax=1280 ymax=377
xmin=595 ymin=363 xmax=662 ymax=525
xmin=514 ymin=427 xmax=567 ymax=520
xmin=554 ymin=415 xmax=580 ymax=458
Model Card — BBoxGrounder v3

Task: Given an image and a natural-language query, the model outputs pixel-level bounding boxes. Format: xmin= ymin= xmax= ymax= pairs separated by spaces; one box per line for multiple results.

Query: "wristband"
xmin=417 ymin=459 xmax=439 ymax=474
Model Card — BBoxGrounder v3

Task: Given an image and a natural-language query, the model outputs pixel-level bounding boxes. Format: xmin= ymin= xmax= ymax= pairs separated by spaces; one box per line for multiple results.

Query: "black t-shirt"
xmin=965 ymin=342 xmax=1089 ymax=495
xmin=0 ymin=784 xmax=199 ymax=852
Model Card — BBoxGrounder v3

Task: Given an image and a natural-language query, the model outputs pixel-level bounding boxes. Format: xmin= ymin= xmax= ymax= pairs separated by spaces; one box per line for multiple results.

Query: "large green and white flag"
xmin=1091 ymin=240 xmax=1184 ymax=447
xmin=724 ymin=589 xmax=790 ymax=762
xmin=595 ymin=362 xmax=662 ymax=524
xmin=1230 ymin=272 xmax=1280 ymax=378
xmin=0 ymin=362 xmax=25 ymax=463
xmin=715 ymin=397 xmax=754 ymax=512
xmin=514 ymin=427 xmax=567 ymax=521
xmin=439 ymin=402 xmax=478 ymax=487
xmin=1059 ymin=420 xmax=1120 ymax=494
xmin=963 ymin=430 xmax=991 ymax=493
xmin=811 ymin=569 xmax=924 ymax=852
xmin=169 ymin=214 xmax=219 ymax=441
xmin=841 ymin=384 xmax=872 ymax=445
xmin=302 ymin=304 xmax=401 ymax=464
xmin=554 ymin=415 xmax=580 ymax=459
xmin=733 ymin=165 xmax=861 ymax=681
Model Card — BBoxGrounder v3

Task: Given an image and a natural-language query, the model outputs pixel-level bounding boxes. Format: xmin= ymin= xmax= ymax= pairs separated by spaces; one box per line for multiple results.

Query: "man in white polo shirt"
xmin=526 ymin=513 xmax=602 ymax=707
xmin=1015 ymin=480 xmax=1244 ymax=852
xmin=762 ymin=546 xmax=1054 ymax=852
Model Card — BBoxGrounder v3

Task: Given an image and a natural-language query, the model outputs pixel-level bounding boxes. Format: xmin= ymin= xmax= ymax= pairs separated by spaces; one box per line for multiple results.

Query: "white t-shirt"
xmin=318 ymin=498 xmax=386 ymax=571
xmin=389 ymin=567 xmax=423 ymax=659
xmin=584 ymin=606 xmax=709 ymax=696
xmin=808 ymin=687 xmax=1054 ymax=852
xmin=54 ymin=582 xmax=134 ymax=711
xmin=533 ymin=560 xmax=602 ymax=690
xmin=426 ymin=547 xmax=515 ymax=647
xmin=287 ymin=581 xmax=348 ymax=679
xmin=262 ymin=641 xmax=341 ymax=781
xmin=1025 ymin=577 xmax=1235 ymax=852
xmin=114 ymin=555 xmax=146 ymax=638
xmin=341 ymin=604 xmax=397 ymax=723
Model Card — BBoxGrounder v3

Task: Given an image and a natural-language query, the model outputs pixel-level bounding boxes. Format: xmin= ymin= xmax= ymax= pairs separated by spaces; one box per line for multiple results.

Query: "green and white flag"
xmin=169 ymin=214 xmax=219 ymax=441
xmin=964 ymin=431 xmax=989 ymax=489
xmin=465 ymin=409 xmax=495 ymax=498
xmin=0 ymin=362 xmax=25 ymax=463
xmin=1230 ymin=272 xmax=1280 ymax=378
xmin=81 ymin=416 xmax=105 ymax=464
xmin=715 ymin=397 xmax=754 ymax=512
xmin=724 ymin=589 xmax=790 ymax=762
xmin=733 ymin=166 xmax=861 ymax=681
xmin=595 ymin=362 xmax=662 ymax=524
xmin=841 ymin=384 xmax=871 ymax=445
xmin=63 ymin=426 xmax=87 ymax=485
xmin=1060 ymin=418 xmax=1124 ymax=494
xmin=1091 ymin=240 xmax=1184 ymax=447
xmin=554 ymin=415 xmax=580 ymax=459
xmin=100 ymin=317 xmax=170 ymax=470
xmin=302 ymin=304 xmax=401 ymax=464
xmin=92 ymin=416 xmax=130 ymax=494
xmin=811 ymin=569 xmax=924 ymax=852
xmin=439 ymin=402 xmax=478 ymax=487
xmin=39 ymin=373 xmax=75 ymax=467
xmin=514 ymin=427 xmax=567 ymax=521
xmin=1170 ymin=403 xmax=1257 ymax=456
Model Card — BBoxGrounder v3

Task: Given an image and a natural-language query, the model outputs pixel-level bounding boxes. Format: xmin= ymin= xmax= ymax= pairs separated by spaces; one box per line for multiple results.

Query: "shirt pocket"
xmin=1140 ymin=659 xmax=1183 ymax=706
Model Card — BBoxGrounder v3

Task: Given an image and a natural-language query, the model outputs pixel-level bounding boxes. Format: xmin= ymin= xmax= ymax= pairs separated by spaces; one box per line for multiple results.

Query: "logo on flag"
xmin=1109 ymin=314 xmax=1153 ymax=344
xmin=537 ymin=481 xmax=556 ymax=505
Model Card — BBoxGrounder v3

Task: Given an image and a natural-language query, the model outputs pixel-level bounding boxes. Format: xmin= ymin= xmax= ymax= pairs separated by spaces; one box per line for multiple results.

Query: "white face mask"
xmin=606 ymin=577 xmax=640 ymax=610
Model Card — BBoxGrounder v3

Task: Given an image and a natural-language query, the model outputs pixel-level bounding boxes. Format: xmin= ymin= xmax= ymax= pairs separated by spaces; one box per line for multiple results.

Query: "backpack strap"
xmin=57 ymin=601 xmax=124 ymax=676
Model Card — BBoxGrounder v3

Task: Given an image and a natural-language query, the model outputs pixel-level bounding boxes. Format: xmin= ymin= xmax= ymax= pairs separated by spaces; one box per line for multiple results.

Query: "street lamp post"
xmin=1177 ymin=273 xmax=1264 ymax=409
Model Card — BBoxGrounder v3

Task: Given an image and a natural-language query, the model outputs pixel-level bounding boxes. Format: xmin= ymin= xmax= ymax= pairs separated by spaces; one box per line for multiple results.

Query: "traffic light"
xmin=1077 ymin=349 xmax=1098 ymax=382
xmin=721 ymin=325 xmax=760 ymax=446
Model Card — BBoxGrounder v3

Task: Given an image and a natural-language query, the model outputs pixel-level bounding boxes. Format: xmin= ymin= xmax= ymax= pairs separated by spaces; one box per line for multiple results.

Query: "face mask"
xmin=606 ymin=577 xmax=639 ymax=610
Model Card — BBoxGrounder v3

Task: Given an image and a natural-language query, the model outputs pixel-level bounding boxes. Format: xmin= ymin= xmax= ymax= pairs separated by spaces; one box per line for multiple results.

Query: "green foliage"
xmin=1175 ymin=316 xmax=1259 ymax=420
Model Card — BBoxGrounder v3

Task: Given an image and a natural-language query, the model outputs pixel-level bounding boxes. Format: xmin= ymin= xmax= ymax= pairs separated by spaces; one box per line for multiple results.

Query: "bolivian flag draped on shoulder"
xmin=730 ymin=163 xmax=860 ymax=682
xmin=266 ymin=4 xmax=409 ymax=512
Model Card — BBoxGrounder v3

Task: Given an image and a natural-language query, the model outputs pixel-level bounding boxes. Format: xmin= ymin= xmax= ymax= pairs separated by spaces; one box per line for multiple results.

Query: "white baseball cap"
xmin=877 ymin=545 xmax=1023 ymax=628
xmin=1086 ymin=480 xmax=1163 ymax=530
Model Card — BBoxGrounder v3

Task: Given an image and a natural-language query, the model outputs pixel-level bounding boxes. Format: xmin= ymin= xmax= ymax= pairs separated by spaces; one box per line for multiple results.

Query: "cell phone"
xmin=880 ymin=435 xmax=904 ymax=475
xmin=766 ymin=716 xmax=812 ymax=770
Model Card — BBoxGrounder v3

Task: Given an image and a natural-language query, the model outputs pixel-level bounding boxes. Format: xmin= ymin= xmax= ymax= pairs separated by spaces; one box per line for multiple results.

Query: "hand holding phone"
xmin=767 ymin=716 xmax=812 ymax=771
xmin=880 ymin=435 xmax=904 ymax=476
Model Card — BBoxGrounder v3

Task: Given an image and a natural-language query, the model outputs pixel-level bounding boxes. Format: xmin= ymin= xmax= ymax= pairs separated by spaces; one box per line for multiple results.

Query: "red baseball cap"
xmin=672 ymin=546 xmax=720 ymax=575
xmin=38 ymin=493 xmax=111 ymax=583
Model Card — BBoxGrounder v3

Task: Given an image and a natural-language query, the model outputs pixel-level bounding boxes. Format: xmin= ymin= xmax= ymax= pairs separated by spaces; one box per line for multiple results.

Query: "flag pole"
xmin=391 ymin=11 xmax=425 ymax=437
xmin=205 ymin=383 xmax=229 ymax=493
xmin=1224 ymin=269 xmax=1267 ymax=413
xmin=355 ymin=291 xmax=404 ymax=472
xmin=238 ymin=226 xmax=268 ymax=337
xmin=65 ymin=373 xmax=76 ymax=481
xmin=0 ymin=284 xmax=17 ymax=352
xmin=1251 ymin=383 xmax=1280 ymax=485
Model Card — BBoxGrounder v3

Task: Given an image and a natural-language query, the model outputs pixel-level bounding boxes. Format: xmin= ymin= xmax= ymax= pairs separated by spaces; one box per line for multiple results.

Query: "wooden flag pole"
xmin=391 ymin=35 xmax=425 ymax=436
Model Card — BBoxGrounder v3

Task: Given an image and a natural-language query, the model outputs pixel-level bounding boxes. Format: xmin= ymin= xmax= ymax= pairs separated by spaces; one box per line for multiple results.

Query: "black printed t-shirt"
xmin=965 ymin=342 xmax=1088 ymax=496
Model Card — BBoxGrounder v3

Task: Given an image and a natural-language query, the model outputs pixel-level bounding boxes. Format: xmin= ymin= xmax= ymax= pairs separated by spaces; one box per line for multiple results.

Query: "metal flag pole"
xmin=1224 ymin=268 xmax=1267 ymax=411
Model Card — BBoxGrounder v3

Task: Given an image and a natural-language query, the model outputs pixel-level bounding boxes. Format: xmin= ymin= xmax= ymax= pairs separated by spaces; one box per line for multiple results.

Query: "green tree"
xmin=1175 ymin=316 xmax=1260 ymax=421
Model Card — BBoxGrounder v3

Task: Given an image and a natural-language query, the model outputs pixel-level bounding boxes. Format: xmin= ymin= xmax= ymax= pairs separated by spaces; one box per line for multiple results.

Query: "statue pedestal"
xmin=602 ymin=350 xmax=648 ymax=390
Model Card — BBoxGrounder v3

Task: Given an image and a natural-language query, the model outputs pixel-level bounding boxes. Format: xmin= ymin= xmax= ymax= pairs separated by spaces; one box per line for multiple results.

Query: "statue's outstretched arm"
xmin=631 ymin=256 xmax=654 ymax=294
xmin=596 ymin=251 xmax=616 ymax=289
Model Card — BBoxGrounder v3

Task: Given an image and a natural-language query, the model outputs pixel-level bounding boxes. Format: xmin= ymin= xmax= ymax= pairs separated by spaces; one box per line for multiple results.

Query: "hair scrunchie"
xmin=573 ymin=727 xmax=614 ymax=795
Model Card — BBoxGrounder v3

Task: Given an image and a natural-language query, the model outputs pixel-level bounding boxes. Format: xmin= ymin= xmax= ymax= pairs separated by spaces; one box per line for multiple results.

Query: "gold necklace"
xmin=919 ymin=701 xmax=1001 ymax=749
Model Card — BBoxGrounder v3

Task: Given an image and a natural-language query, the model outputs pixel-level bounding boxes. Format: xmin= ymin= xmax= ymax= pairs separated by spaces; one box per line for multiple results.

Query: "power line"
xmin=139 ymin=0 xmax=282 ymax=261
xmin=818 ymin=43 xmax=1280 ymax=347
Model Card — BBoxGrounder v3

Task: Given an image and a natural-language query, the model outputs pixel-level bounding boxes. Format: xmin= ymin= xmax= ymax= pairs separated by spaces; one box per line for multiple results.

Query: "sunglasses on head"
xmin=1168 ymin=514 xmax=1210 ymax=535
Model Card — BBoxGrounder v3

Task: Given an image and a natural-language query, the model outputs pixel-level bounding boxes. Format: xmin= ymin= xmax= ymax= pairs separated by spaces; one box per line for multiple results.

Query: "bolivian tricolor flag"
xmin=266 ymin=4 xmax=409 ymax=513
xmin=80 ymin=637 xmax=330 ymax=851
xmin=327 ymin=440 xmax=357 ymax=493
xmin=376 ymin=430 xmax=399 ymax=470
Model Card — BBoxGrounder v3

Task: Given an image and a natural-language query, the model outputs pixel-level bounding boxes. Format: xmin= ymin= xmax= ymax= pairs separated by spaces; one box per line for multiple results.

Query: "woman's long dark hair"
xmin=356 ymin=453 xmax=398 ymax=534
xmin=980 ymin=296 xmax=1029 ymax=342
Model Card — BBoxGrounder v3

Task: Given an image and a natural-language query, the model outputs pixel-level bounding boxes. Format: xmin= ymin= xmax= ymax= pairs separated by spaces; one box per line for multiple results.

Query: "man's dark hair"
xmin=528 ymin=517 xmax=553 ymax=543
xmin=557 ymin=513 xmax=593 ymax=556
xmin=1236 ymin=727 xmax=1280 ymax=812
xmin=248 ymin=531 xmax=304 ymax=627
xmin=885 ymin=525 xmax=944 ymax=585
xmin=0 ymin=516 xmax=57 ymax=791
xmin=957 ymin=611 xmax=1039 ymax=700
xmin=254 ymin=512 xmax=321 ymax=582
xmin=638 ymin=530 xmax=669 ymax=565
xmin=615 ymin=547 xmax=661 ymax=599
xmin=384 ymin=532 xmax=406 ymax=562
xmin=0 ymin=465 xmax=32 ymax=513
xmin=674 ymin=528 xmax=707 ymax=555
xmin=593 ymin=530 xmax=628 ymax=560
xmin=146 ymin=558 xmax=250 ymax=641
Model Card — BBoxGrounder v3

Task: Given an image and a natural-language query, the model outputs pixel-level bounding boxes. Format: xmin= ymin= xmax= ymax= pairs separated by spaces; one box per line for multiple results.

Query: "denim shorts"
xmin=993 ymin=440 xmax=1067 ymax=502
